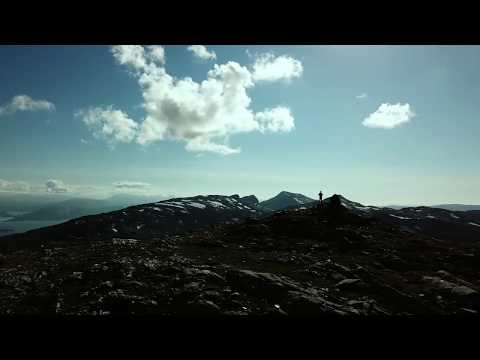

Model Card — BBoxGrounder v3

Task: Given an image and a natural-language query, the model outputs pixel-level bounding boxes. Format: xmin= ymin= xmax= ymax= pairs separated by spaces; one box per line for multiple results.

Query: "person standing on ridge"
xmin=318 ymin=191 xmax=323 ymax=208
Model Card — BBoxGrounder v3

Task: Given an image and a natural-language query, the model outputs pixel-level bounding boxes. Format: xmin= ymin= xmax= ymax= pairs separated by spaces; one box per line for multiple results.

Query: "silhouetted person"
xmin=318 ymin=191 xmax=323 ymax=210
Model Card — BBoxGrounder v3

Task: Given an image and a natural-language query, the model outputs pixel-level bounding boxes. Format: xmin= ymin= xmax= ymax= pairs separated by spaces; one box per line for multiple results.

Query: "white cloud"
xmin=110 ymin=45 xmax=148 ymax=71
xmin=45 ymin=179 xmax=68 ymax=193
xmin=113 ymin=181 xmax=151 ymax=189
xmin=0 ymin=179 xmax=31 ymax=192
xmin=185 ymin=137 xmax=241 ymax=155
xmin=251 ymin=53 xmax=303 ymax=83
xmin=80 ymin=138 xmax=89 ymax=144
xmin=0 ymin=95 xmax=55 ymax=116
xmin=147 ymin=45 xmax=165 ymax=64
xmin=255 ymin=107 xmax=295 ymax=133
xmin=356 ymin=93 xmax=367 ymax=99
xmin=75 ymin=106 xmax=139 ymax=144
xmin=187 ymin=45 xmax=217 ymax=61
xmin=81 ymin=45 xmax=302 ymax=155
xmin=362 ymin=103 xmax=415 ymax=129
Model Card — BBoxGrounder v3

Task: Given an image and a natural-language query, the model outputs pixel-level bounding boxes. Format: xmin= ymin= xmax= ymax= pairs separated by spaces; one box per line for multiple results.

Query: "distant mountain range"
xmin=385 ymin=204 xmax=480 ymax=211
xmin=2 ymin=190 xmax=480 ymax=247
xmin=432 ymin=204 xmax=480 ymax=212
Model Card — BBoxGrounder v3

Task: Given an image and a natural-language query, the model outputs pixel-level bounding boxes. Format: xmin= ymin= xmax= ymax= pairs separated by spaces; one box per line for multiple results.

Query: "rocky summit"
xmin=0 ymin=196 xmax=479 ymax=316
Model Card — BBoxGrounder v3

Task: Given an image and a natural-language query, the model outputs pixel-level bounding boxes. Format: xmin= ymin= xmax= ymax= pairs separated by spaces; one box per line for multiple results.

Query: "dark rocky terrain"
xmin=293 ymin=195 xmax=480 ymax=243
xmin=0 ymin=194 xmax=479 ymax=315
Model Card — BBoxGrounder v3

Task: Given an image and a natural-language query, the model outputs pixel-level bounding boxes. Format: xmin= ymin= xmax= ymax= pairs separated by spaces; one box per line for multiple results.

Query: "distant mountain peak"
xmin=240 ymin=195 xmax=259 ymax=207
xmin=259 ymin=191 xmax=315 ymax=212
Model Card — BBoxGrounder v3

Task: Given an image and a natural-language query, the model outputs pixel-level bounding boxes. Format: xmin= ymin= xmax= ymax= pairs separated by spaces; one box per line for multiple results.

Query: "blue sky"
xmin=0 ymin=45 xmax=479 ymax=205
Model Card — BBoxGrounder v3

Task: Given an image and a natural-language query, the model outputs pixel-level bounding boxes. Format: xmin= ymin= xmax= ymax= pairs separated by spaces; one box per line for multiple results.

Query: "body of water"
xmin=0 ymin=219 xmax=69 ymax=237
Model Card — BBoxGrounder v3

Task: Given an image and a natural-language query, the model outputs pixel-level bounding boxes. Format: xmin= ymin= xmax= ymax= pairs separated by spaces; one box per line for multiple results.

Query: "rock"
xmin=184 ymin=268 xmax=225 ymax=282
xmin=459 ymin=308 xmax=478 ymax=314
xmin=226 ymin=269 xmax=300 ymax=299
xmin=283 ymin=291 xmax=351 ymax=316
xmin=197 ymin=299 xmax=221 ymax=312
xmin=423 ymin=276 xmax=477 ymax=296
xmin=71 ymin=272 xmax=83 ymax=280
xmin=451 ymin=286 xmax=477 ymax=297
xmin=223 ymin=310 xmax=249 ymax=316
xmin=331 ymin=272 xmax=345 ymax=281
xmin=335 ymin=278 xmax=362 ymax=289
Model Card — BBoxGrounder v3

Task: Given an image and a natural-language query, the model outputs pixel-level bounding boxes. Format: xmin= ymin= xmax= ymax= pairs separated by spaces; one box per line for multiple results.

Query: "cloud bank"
xmin=362 ymin=103 xmax=415 ymax=129
xmin=45 ymin=179 xmax=68 ymax=193
xmin=78 ymin=45 xmax=302 ymax=155
xmin=113 ymin=181 xmax=151 ymax=189
xmin=0 ymin=179 xmax=31 ymax=192
xmin=0 ymin=95 xmax=55 ymax=116
xmin=187 ymin=45 xmax=217 ymax=61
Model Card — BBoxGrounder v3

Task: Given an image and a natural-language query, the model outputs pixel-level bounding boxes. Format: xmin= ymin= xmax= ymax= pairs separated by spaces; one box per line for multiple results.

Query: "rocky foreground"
xmin=0 ymin=204 xmax=479 ymax=315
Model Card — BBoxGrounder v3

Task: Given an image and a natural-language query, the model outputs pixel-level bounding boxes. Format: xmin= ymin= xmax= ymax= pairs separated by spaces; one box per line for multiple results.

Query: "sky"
xmin=0 ymin=45 xmax=479 ymax=206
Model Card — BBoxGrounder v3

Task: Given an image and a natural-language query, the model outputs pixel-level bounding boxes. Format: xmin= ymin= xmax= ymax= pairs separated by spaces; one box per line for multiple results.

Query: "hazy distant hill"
xmin=7 ymin=194 xmax=168 ymax=221
xmin=0 ymin=192 xmax=72 ymax=213
xmin=432 ymin=204 xmax=480 ymax=211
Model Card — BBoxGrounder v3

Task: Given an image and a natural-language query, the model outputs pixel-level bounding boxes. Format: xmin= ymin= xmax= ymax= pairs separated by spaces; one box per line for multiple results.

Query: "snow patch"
xmin=224 ymin=198 xmax=236 ymax=205
xmin=341 ymin=201 xmax=352 ymax=209
xmin=186 ymin=202 xmax=207 ymax=209
xmin=450 ymin=213 xmax=460 ymax=219
xmin=206 ymin=200 xmax=227 ymax=208
xmin=468 ymin=222 xmax=480 ymax=227
xmin=426 ymin=215 xmax=436 ymax=219
xmin=160 ymin=202 xmax=185 ymax=209
xmin=389 ymin=214 xmax=412 ymax=220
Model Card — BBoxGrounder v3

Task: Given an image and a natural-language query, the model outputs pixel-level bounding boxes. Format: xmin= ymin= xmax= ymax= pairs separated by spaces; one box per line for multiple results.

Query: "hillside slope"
xmin=0 ymin=201 xmax=479 ymax=315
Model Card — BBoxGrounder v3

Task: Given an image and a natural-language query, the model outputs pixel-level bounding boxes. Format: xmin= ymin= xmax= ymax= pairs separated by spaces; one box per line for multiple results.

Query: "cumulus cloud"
xmin=0 ymin=179 xmax=31 ymax=192
xmin=251 ymin=53 xmax=303 ymax=83
xmin=255 ymin=107 xmax=295 ymax=133
xmin=187 ymin=45 xmax=217 ymax=61
xmin=356 ymin=93 xmax=367 ymax=99
xmin=0 ymin=95 xmax=55 ymax=116
xmin=80 ymin=45 xmax=302 ymax=155
xmin=110 ymin=45 xmax=148 ymax=71
xmin=75 ymin=106 xmax=138 ymax=144
xmin=45 ymin=179 xmax=68 ymax=193
xmin=147 ymin=45 xmax=165 ymax=64
xmin=362 ymin=103 xmax=415 ymax=129
xmin=112 ymin=181 xmax=151 ymax=189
